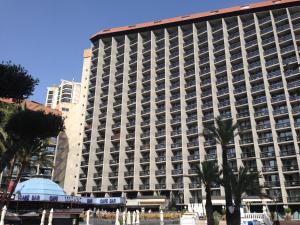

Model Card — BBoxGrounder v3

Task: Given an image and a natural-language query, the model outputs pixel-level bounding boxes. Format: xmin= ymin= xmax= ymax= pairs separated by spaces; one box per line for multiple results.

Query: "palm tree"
xmin=203 ymin=116 xmax=238 ymax=225
xmin=5 ymin=140 xmax=53 ymax=205
xmin=229 ymin=167 xmax=264 ymax=225
xmin=196 ymin=161 xmax=221 ymax=225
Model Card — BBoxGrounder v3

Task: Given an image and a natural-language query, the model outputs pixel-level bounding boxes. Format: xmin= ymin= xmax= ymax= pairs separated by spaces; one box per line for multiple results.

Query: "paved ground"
xmin=79 ymin=218 xmax=180 ymax=225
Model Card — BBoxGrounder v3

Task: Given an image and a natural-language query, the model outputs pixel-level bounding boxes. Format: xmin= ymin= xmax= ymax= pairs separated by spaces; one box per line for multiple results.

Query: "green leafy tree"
xmin=203 ymin=116 xmax=238 ymax=225
xmin=229 ymin=167 xmax=264 ymax=225
xmin=0 ymin=108 xmax=63 ymax=207
xmin=0 ymin=62 xmax=39 ymax=101
xmin=197 ymin=161 xmax=221 ymax=225
xmin=0 ymin=108 xmax=64 ymax=174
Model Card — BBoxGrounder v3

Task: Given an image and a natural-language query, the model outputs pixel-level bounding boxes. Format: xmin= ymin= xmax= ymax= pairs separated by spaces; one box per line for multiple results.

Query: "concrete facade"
xmin=78 ymin=1 xmax=300 ymax=206
xmin=54 ymin=49 xmax=92 ymax=194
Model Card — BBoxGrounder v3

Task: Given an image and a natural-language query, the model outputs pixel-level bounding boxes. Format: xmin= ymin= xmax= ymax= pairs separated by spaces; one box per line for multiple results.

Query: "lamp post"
xmin=273 ymin=191 xmax=278 ymax=222
xmin=178 ymin=191 xmax=184 ymax=212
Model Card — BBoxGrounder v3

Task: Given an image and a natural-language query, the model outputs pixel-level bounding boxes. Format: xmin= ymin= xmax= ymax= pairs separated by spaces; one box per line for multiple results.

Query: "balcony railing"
xmin=171 ymin=169 xmax=183 ymax=175
xmin=262 ymin=166 xmax=278 ymax=172
xmin=260 ymin=151 xmax=275 ymax=158
xmin=172 ymin=183 xmax=184 ymax=189
xmin=155 ymin=170 xmax=166 ymax=176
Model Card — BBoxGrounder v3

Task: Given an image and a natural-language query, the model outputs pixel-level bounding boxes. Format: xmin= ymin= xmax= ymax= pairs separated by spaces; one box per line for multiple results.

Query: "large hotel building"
xmin=78 ymin=0 xmax=300 ymax=206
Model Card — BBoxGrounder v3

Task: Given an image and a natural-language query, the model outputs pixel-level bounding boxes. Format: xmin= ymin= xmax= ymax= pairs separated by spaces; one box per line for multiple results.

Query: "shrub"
xmin=213 ymin=211 xmax=222 ymax=225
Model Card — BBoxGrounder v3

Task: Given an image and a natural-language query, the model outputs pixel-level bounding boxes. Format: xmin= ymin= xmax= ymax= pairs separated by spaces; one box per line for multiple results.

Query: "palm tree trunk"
xmin=205 ymin=187 xmax=215 ymax=225
xmin=232 ymin=198 xmax=242 ymax=225
xmin=0 ymin=148 xmax=15 ymax=174
xmin=0 ymin=155 xmax=16 ymax=208
xmin=2 ymin=160 xmax=27 ymax=208
xmin=222 ymin=144 xmax=234 ymax=225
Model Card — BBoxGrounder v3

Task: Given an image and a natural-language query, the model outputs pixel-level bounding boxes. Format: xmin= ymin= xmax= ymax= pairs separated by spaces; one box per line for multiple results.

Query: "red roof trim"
xmin=90 ymin=0 xmax=299 ymax=40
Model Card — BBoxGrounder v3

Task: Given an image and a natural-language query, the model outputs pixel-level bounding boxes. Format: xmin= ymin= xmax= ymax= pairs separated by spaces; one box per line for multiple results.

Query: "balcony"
xmin=189 ymin=183 xmax=201 ymax=189
xmin=254 ymin=110 xmax=268 ymax=117
xmin=204 ymin=140 xmax=216 ymax=147
xmin=188 ymin=169 xmax=197 ymax=175
xmin=108 ymin=172 xmax=118 ymax=177
xmin=256 ymin=123 xmax=271 ymax=130
xmin=109 ymin=159 xmax=119 ymax=164
xmin=124 ymin=171 xmax=134 ymax=177
xmin=78 ymin=186 xmax=86 ymax=192
xmin=155 ymin=156 xmax=166 ymax=162
xmin=171 ymin=169 xmax=183 ymax=175
xmin=188 ymin=154 xmax=200 ymax=161
xmin=125 ymin=158 xmax=134 ymax=164
xmin=108 ymin=185 xmax=118 ymax=191
xmin=94 ymin=159 xmax=103 ymax=166
xmin=123 ymin=185 xmax=133 ymax=190
xmin=186 ymin=116 xmax=197 ymax=123
xmin=155 ymin=184 xmax=166 ymax=189
xmin=187 ymin=128 xmax=198 ymax=135
xmin=140 ymin=158 xmax=150 ymax=163
xmin=241 ymin=151 xmax=255 ymax=159
xmin=275 ymin=122 xmax=290 ymax=129
xmin=250 ymin=73 xmax=263 ymax=81
xmin=125 ymin=146 xmax=134 ymax=152
xmin=139 ymin=184 xmax=150 ymax=190
xmin=171 ymin=105 xmax=181 ymax=112
xmin=171 ymin=155 xmax=183 ymax=161
xmin=258 ymin=137 xmax=273 ymax=144
xmin=92 ymin=186 xmax=101 ymax=191
xmin=155 ymin=170 xmax=166 ymax=176
xmin=273 ymin=108 xmax=288 ymax=116
xmin=236 ymin=99 xmax=248 ymax=106
xmin=282 ymin=165 xmax=299 ymax=172
xmin=205 ymin=154 xmax=217 ymax=160
xmin=267 ymin=70 xmax=281 ymax=79
xmin=141 ymin=120 xmax=150 ymax=126
xmin=172 ymin=183 xmax=184 ymax=189
xmin=140 ymin=171 xmax=150 ymax=176
xmin=264 ymin=181 xmax=280 ymax=187
xmin=277 ymin=136 xmax=293 ymax=142
xmin=271 ymin=95 xmax=285 ymax=103
xmin=287 ymin=196 xmax=300 ymax=202
xmin=287 ymin=80 xmax=300 ymax=89
xmin=260 ymin=151 xmax=275 ymax=158
xmin=262 ymin=166 xmax=278 ymax=172
xmin=187 ymin=141 xmax=199 ymax=148
xmin=171 ymin=143 xmax=182 ymax=149
xmin=280 ymin=150 xmax=296 ymax=157
xmin=155 ymin=144 xmax=166 ymax=150
xmin=237 ymin=112 xmax=249 ymax=119
xmin=253 ymin=97 xmax=266 ymax=105
xmin=79 ymin=173 xmax=87 ymax=179
xmin=251 ymin=85 xmax=264 ymax=93
xmin=171 ymin=118 xmax=181 ymax=124
xmin=285 ymin=180 xmax=300 ymax=187
xmin=219 ymin=100 xmax=230 ymax=108
xmin=239 ymin=138 xmax=253 ymax=145
xmin=80 ymin=161 xmax=89 ymax=167
xmin=234 ymin=87 xmax=246 ymax=94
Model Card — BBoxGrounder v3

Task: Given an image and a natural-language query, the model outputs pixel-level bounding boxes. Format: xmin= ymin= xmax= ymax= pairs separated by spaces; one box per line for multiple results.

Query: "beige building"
xmin=78 ymin=0 xmax=300 ymax=207
xmin=45 ymin=79 xmax=81 ymax=117
xmin=52 ymin=49 xmax=92 ymax=194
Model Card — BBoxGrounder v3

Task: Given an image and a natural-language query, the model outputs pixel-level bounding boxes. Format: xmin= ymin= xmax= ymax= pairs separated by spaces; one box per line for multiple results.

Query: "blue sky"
xmin=0 ymin=0 xmax=262 ymax=103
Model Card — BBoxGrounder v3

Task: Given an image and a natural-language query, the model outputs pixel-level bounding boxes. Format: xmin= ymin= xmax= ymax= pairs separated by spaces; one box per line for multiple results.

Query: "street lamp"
xmin=178 ymin=191 xmax=184 ymax=212
xmin=273 ymin=191 xmax=279 ymax=222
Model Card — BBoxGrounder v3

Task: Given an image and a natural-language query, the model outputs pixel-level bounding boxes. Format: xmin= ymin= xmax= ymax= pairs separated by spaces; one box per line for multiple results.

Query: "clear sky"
xmin=0 ymin=0 xmax=262 ymax=103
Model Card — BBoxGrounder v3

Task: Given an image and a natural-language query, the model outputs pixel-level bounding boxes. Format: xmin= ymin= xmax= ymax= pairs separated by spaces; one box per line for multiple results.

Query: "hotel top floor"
xmin=90 ymin=0 xmax=300 ymax=42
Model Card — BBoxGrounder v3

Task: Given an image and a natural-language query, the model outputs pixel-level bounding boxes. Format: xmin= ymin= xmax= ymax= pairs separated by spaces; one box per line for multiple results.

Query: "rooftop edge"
xmin=90 ymin=0 xmax=299 ymax=41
